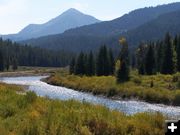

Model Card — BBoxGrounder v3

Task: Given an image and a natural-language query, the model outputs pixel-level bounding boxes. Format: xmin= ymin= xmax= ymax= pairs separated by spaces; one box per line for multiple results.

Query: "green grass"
xmin=46 ymin=70 xmax=180 ymax=105
xmin=0 ymin=81 xmax=165 ymax=135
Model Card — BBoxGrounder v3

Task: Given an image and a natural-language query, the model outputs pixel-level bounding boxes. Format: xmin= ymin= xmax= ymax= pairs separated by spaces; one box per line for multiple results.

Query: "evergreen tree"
xmin=0 ymin=50 xmax=4 ymax=71
xmin=116 ymin=60 xmax=129 ymax=83
xmin=69 ymin=57 xmax=76 ymax=74
xmin=131 ymin=53 xmax=136 ymax=69
xmin=12 ymin=57 xmax=18 ymax=71
xmin=174 ymin=35 xmax=178 ymax=51
xmin=156 ymin=41 xmax=164 ymax=72
xmin=108 ymin=49 xmax=115 ymax=75
xmin=83 ymin=54 xmax=88 ymax=75
xmin=75 ymin=52 xmax=85 ymax=75
xmin=119 ymin=38 xmax=129 ymax=63
xmin=116 ymin=38 xmax=130 ymax=83
xmin=145 ymin=44 xmax=156 ymax=75
xmin=136 ymin=43 xmax=146 ymax=75
xmin=176 ymin=36 xmax=180 ymax=71
xmin=96 ymin=45 xmax=110 ymax=76
xmin=161 ymin=33 xmax=177 ymax=74
xmin=87 ymin=51 xmax=95 ymax=76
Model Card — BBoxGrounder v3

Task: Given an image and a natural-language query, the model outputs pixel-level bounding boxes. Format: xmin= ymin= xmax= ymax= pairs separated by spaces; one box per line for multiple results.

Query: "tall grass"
xmin=0 ymin=82 xmax=165 ymax=135
xmin=47 ymin=71 xmax=180 ymax=105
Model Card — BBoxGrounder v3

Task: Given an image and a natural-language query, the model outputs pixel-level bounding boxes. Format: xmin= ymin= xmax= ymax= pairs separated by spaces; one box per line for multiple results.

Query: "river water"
xmin=0 ymin=76 xmax=180 ymax=118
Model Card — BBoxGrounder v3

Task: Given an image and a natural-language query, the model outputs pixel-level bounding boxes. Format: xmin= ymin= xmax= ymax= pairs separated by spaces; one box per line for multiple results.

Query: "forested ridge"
xmin=70 ymin=33 xmax=180 ymax=77
xmin=20 ymin=4 xmax=180 ymax=53
xmin=0 ymin=38 xmax=74 ymax=70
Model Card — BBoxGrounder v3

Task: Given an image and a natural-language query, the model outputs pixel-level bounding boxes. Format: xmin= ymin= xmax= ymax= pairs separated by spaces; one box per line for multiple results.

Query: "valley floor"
xmin=46 ymin=70 xmax=180 ymax=106
xmin=0 ymin=81 xmax=165 ymax=135
xmin=0 ymin=66 xmax=59 ymax=77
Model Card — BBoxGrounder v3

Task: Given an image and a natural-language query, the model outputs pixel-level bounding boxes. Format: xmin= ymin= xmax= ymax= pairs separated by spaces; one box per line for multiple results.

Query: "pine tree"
xmin=119 ymin=38 xmax=129 ymax=63
xmin=174 ymin=35 xmax=178 ymax=51
xmin=0 ymin=50 xmax=4 ymax=71
xmin=87 ymin=51 xmax=95 ymax=76
xmin=108 ymin=49 xmax=115 ymax=75
xmin=96 ymin=45 xmax=110 ymax=76
xmin=12 ymin=57 xmax=18 ymax=71
xmin=161 ymin=33 xmax=177 ymax=74
xmin=176 ymin=35 xmax=180 ymax=71
xmin=69 ymin=57 xmax=76 ymax=74
xmin=131 ymin=53 xmax=136 ymax=69
xmin=83 ymin=54 xmax=88 ymax=75
xmin=75 ymin=52 xmax=85 ymax=75
xmin=116 ymin=60 xmax=129 ymax=83
xmin=136 ymin=43 xmax=146 ymax=75
xmin=156 ymin=41 xmax=164 ymax=72
xmin=116 ymin=38 xmax=130 ymax=83
xmin=145 ymin=44 xmax=156 ymax=75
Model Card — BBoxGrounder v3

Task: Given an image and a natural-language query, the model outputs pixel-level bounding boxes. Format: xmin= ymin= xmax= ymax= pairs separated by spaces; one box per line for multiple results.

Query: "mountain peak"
xmin=67 ymin=8 xmax=80 ymax=12
xmin=3 ymin=7 xmax=100 ymax=40
xmin=61 ymin=8 xmax=83 ymax=16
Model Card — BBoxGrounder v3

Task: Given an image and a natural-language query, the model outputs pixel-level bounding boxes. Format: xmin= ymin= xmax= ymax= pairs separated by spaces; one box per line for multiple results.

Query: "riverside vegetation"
xmin=47 ymin=70 xmax=180 ymax=105
xmin=0 ymin=83 xmax=165 ymax=135
xmin=47 ymin=33 xmax=180 ymax=106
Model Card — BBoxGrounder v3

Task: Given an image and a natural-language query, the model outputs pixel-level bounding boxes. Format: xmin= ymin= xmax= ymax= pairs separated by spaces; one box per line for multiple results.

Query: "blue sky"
xmin=0 ymin=0 xmax=179 ymax=34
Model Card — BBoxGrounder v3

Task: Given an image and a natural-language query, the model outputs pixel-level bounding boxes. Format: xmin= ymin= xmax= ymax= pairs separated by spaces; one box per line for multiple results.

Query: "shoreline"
xmin=0 ymin=71 xmax=50 ymax=77
xmin=45 ymin=73 xmax=180 ymax=107
xmin=1 ymin=72 xmax=180 ymax=107
xmin=45 ymin=76 xmax=179 ymax=107
xmin=0 ymin=67 xmax=59 ymax=77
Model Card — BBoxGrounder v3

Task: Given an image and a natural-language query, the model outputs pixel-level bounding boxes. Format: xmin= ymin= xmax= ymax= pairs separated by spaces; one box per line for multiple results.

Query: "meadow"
xmin=46 ymin=70 xmax=180 ymax=106
xmin=0 ymin=82 xmax=165 ymax=135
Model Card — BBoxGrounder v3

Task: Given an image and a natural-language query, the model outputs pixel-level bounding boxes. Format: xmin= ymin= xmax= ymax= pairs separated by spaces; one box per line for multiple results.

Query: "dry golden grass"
xmin=0 ymin=81 xmax=165 ymax=135
xmin=47 ymin=70 xmax=180 ymax=105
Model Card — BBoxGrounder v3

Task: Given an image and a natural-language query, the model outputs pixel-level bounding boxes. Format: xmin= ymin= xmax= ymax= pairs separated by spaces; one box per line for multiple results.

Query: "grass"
xmin=0 ymin=66 xmax=60 ymax=77
xmin=0 ymin=81 xmax=166 ymax=135
xmin=46 ymin=70 xmax=180 ymax=105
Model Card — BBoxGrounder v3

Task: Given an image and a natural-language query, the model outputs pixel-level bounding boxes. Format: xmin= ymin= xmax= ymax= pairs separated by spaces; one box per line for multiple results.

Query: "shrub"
xmin=17 ymin=97 xmax=28 ymax=109
xmin=107 ymin=88 xmax=117 ymax=97
xmin=173 ymin=92 xmax=180 ymax=105
xmin=133 ymin=77 xmax=142 ymax=85
xmin=172 ymin=74 xmax=180 ymax=82
xmin=25 ymin=91 xmax=37 ymax=104
xmin=176 ymin=81 xmax=180 ymax=89
xmin=0 ymin=105 xmax=15 ymax=118
xmin=150 ymin=81 xmax=154 ymax=88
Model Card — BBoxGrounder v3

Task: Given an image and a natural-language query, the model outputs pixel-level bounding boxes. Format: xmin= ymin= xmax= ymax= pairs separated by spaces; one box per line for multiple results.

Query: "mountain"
xmin=63 ymin=2 xmax=180 ymax=36
xmin=123 ymin=10 xmax=180 ymax=46
xmin=2 ymin=8 xmax=100 ymax=41
xmin=21 ymin=2 xmax=180 ymax=52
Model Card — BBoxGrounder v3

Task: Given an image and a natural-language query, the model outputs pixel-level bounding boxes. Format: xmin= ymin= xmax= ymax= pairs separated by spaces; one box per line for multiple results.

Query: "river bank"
xmin=0 ymin=66 xmax=59 ymax=77
xmin=0 ymin=77 xmax=166 ymax=135
xmin=2 ymin=75 xmax=180 ymax=118
xmin=45 ymin=71 xmax=180 ymax=106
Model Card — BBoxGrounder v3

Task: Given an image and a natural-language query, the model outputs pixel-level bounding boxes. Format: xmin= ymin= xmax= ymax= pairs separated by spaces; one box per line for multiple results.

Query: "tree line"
xmin=69 ymin=45 xmax=115 ymax=76
xmin=136 ymin=33 xmax=180 ymax=75
xmin=69 ymin=38 xmax=130 ymax=83
xmin=69 ymin=33 xmax=180 ymax=83
xmin=0 ymin=38 xmax=74 ymax=71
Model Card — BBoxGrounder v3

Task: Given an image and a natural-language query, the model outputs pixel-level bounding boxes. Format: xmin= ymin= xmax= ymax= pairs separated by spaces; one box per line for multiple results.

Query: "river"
xmin=0 ymin=76 xmax=180 ymax=118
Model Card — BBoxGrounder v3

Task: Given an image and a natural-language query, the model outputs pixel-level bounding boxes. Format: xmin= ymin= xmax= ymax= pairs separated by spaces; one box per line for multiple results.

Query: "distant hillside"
xmin=2 ymin=8 xmax=100 ymax=41
xmin=63 ymin=2 xmax=180 ymax=36
xmin=123 ymin=10 xmax=180 ymax=46
xmin=21 ymin=2 xmax=180 ymax=52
